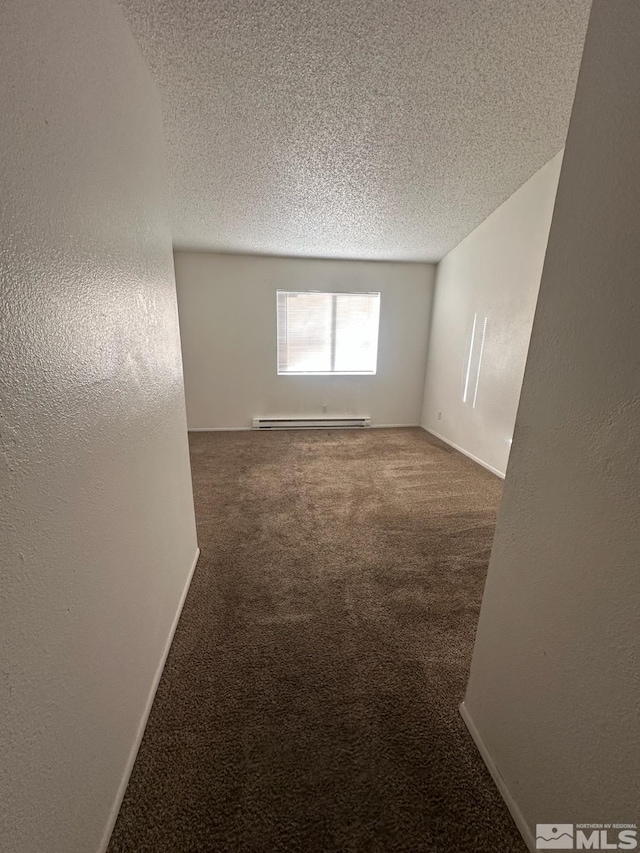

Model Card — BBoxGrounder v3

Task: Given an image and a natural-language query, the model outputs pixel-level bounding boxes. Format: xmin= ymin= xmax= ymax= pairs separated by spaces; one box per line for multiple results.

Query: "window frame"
xmin=276 ymin=289 xmax=381 ymax=377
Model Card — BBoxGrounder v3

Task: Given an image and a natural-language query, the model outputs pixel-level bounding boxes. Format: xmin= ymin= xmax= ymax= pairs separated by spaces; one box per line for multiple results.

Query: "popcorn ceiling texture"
xmin=117 ymin=0 xmax=591 ymax=261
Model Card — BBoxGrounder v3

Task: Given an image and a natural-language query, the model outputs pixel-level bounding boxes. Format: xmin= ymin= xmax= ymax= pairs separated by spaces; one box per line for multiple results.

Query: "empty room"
xmin=2 ymin=1 xmax=639 ymax=852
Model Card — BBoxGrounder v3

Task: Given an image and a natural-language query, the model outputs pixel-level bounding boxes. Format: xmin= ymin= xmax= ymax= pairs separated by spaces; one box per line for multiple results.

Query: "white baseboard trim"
xmin=371 ymin=423 xmax=420 ymax=429
xmin=188 ymin=427 xmax=250 ymax=432
xmin=99 ymin=547 xmax=200 ymax=853
xmin=459 ymin=702 xmax=535 ymax=852
xmin=422 ymin=427 xmax=505 ymax=479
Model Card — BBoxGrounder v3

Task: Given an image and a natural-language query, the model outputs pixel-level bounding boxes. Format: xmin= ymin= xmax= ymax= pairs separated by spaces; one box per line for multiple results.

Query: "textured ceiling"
xmin=117 ymin=0 xmax=591 ymax=261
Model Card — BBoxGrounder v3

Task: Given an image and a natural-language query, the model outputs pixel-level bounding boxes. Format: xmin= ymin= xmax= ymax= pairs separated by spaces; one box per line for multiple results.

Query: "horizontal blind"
xmin=277 ymin=291 xmax=380 ymax=374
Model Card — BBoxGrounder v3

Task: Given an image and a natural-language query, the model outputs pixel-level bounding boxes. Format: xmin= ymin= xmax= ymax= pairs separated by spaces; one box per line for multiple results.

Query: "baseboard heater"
xmin=252 ymin=417 xmax=371 ymax=430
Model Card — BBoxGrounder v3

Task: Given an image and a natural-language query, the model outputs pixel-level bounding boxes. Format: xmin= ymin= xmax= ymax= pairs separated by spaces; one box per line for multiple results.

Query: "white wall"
xmin=0 ymin=3 xmax=198 ymax=852
xmin=463 ymin=0 xmax=640 ymax=848
xmin=175 ymin=252 xmax=435 ymax=428
xmin=421 ymin=152 xmax=563 ymax=477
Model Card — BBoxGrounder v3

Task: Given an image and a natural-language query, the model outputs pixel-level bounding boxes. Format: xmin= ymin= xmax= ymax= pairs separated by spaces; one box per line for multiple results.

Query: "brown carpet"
xmin=108 ymin=427 xmax=526 ymax=853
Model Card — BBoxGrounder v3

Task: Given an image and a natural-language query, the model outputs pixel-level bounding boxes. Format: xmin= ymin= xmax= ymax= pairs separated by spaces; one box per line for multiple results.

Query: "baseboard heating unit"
xmin=252 ymin=417 xmax=371 ymax=430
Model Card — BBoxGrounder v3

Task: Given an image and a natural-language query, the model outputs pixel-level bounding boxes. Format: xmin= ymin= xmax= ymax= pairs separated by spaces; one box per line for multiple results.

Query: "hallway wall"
xmin=463 ymin=0 xmax=640 ymax=845
xmin=0 ymin=2 xmax=198 ymax=851
xmin=421 ymin=152 xmax=563 ymax=477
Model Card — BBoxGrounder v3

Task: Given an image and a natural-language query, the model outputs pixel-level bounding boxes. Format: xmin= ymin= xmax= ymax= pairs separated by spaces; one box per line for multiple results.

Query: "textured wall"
xmin=174 ymin=252 xmax=434 ymax=429
xmin=421 ymin=153 xmax=563 ymax=477
xmin=0 ymin=2 xmax=198 ymax=852
xmin=464 ymin=0 xmax=640 ymax=844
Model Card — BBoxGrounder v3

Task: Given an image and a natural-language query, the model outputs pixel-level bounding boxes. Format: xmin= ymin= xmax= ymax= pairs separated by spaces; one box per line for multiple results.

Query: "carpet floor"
xmin=108 ymin=427 xmax=526 ymax=852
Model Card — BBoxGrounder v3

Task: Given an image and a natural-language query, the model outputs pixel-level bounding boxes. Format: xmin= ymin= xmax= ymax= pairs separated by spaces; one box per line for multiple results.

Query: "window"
xmin=277 ymin=290 xmax=380 ymax=375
